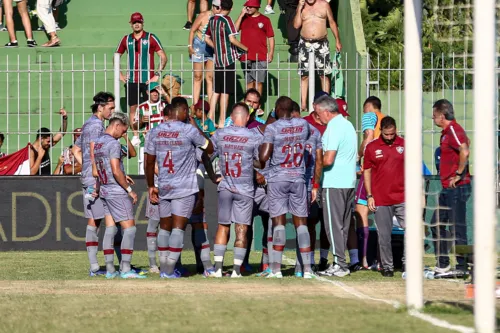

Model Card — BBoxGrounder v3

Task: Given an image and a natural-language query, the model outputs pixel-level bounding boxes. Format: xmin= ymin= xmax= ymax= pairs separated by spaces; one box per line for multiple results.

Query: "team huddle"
xmin=74 ymin=91 xmax=336 ymax=279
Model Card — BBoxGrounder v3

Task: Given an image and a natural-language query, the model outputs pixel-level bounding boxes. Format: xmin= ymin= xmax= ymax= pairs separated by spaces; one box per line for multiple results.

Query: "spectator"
xmin=37 ymin=1 xmax=62 ymax=32
xmin=116 ymin=12 xmax=167 ymax=143
xmin=36 ymin=0 xmax=60 ymax=47
xmin=193 ymin=99 xmax=216 ymax=136
xmin=293 ymin=0 xmax=342 ymax=111
xmin=4 ymin=0 xmax=37 ymax=47
xmin=430 ymin=99 xmax=471 ymax=274
xmin=53 ymin=154 xmax=64 ymax=175
xmin=30 ymin=109 xmax=68 ymax=175
xmin=315 ymin=95 xmax=357 ymax=277
xmin=62 ymin=127 xmax=82 ymax=175
xmin=0 ymin=132 xmax=4 ymax=157
xmin=188 ymin=0 xmax=220 ymax=107
xmin=363 ymin=116 xmax=405 ymax=277
xmin=184 ymin=0 xmax=209 ymax=30
xmin=277 ymin=0 xmax=300 ymax=62
xmin=235 ymin=0 xmax=275 ymax=96
xmin=264 ymin=0 xmax=274 ymax=14
xmin=224 ymin=88 xmax=265 ymax=128
xmin=205 ymin=0 xmax=248 ymax=128
xmin=0 ymin=1 xmax=7 ymax=31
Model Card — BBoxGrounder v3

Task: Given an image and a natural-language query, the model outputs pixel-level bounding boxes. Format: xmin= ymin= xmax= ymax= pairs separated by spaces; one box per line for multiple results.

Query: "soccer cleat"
xmin=303 ymin=272 xmax=318 ymax=279
xmin=264 ymin=5 xmax=275 ymax=14
xmin=266 ymin=271 xmax=283 ymax=279
xmin=294 ymin=272 xmax=303 ymax=278
xmin=255 ymin=267 xmax=272 ymax=277
xmin=260 ymin=263 xmax=269 ymax=272
xmin=332 ymin=268 xmax=351 ymax=277
xmin=348 ymin=262 xmax=366 ymax=272
xmin=318 ymin=264 xmax=340 ymax=276
xmin=231 ymin=270 xmax=242 ymax=278
xmin=160 ymin=272 xmax=181 ymax=279
xmin=148 ymin=266 xmax=160 ymax=274
xmin=89 ymin=269 xmax=106 ymax=277
xmin=105 ymin=271 xmax=119 ymax=279
xmin=183 ymin=21 xmax=192 ymax=30
xmin=121 ymin=270 xmax=147 ymax=279
xmin=131 ymin=266 xmax=148 ymax=276
xmin=318 ymin=258 xmax=329 ymax=272
xmin=213 ymin=268 xmax=223 ymax=278
xmin=175 ymin=266 xmax=192 ymax=277
xmin=434 ymin=265 xmax=451 ymax=274
xmin=381 ymin=269 xmax=394 ymax=278
xmin=203 ymin=268 xmax=216 ymax=278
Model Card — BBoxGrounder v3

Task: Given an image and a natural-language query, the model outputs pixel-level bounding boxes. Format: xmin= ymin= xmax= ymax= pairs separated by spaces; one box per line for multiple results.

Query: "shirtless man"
xmin=293 ymin=0 xmax=341 ymax=111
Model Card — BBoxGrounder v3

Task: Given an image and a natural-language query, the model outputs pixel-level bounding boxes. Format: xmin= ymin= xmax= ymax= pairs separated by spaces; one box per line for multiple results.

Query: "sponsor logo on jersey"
xmin=157 ymin=131 xmax=180 ymax=138
xmin=223 ymin=135 xmax=249 ymax=143
xmin=281 ymin=126 xmax=303 ymax=134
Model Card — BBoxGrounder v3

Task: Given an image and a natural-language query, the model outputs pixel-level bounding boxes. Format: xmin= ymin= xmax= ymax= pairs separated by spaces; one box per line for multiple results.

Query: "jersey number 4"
xmin=163 ymin=151 xmax=175 ymax=174
xmin=223 ymin=152 xmax=242 ymax=178
xmin=280 ymin=143 xmax=303 ymax=168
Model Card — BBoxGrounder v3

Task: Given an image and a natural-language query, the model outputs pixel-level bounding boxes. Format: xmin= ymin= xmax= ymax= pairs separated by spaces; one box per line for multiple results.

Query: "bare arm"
xmin=268 ymin=36 xmax=275 ymax=62
xmin=110 ymin=158 xmax=130 ymax=190
xmin=229 ymin=35 xmax=248 ymax=52
xmin=64 ymin=162 xmax=82 ymax=175
xmin=293 ymin=2 xmax=304 ymax=29
xmin=325 ymin=3 xmax=341 ymax=50
xmin=358 ymin=129 xmax=374 ymax=159
xmin=71 ymin=145 xmax=82 ymax=165
xmin=322 ymin=150 xmax=337 ymax=167
xmin=205 ymin=35 xmax=214 ymax=48
xmin=124 ymin=136 xmax=137 ymax=159
xmin=157 ymin=50 xmax=167 ymax=71
xmin=235 ymin=10 xmax=246 ymax=31
xmin=314 ymin=148 xmax=323 ymax=184
xmin=52 ymin=111 xmax=68 ymax=145
xmin=202 ymin=150 xmax=218 ymax=183
xmin=457 ymin=143 xmax=470 ymax=175
xmin=90 ymin=142 xmax=98 ymax=178
xmin=145 ymin=153 xmax=157 ymax=188
xmin=259 ymin=143 xmax=273 ymax=169
xmin=53 ymin=156 xmax=64 ymax=175
xmin=363 ymin=168 xmax=372 ymax=196
xmin=189 ymin=13 xmax=205 ymax=54
xmin=29 ymin=148 xmax=44 ymax=175
xmin=114 ymin=52 xmax=127 ymax=83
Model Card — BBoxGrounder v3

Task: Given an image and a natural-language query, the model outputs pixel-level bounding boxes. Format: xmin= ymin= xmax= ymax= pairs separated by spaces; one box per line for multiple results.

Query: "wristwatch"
xmin=366 ymin=194 xmax=373 ymax=199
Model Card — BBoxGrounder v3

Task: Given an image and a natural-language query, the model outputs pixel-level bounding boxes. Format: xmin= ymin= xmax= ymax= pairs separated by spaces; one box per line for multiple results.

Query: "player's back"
xmin=76 ymin=115 xmax=104 ymax=186
xmin=264 ymin=117 xmax=310 ymax=183
xmin=93 ymin=134 xmax=126 ymax=198
xmin=212 ymin=126 xmax=260 ymax=197
xmin=146 ymin=120 xmax=203 ymax=199
xmin=304 ymin=123 xmax=322 ymax=191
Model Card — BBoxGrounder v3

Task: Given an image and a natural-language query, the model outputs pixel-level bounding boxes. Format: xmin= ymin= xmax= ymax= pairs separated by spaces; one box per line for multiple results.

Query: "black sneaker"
xmin=183 ymin=21 xmax=192 ymax=30
xmin=318 ymin=258 xmax=329 ymax=272
xmin=27 ymin=39 xmax=37 ymax=47
xmin=381 ymin=269 xmax=394 ymax=277
xmin=349 ymin=262 xmax=366 ymax=272
xmin=5 ymin=41 xmax=18 ymax=48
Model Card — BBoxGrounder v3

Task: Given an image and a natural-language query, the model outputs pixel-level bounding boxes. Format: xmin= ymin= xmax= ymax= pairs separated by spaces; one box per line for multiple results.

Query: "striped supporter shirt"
xmin=116 ymin=31 xmax=163 ymax=83
xmin=206 ymin=14 xmax=242 ymax=67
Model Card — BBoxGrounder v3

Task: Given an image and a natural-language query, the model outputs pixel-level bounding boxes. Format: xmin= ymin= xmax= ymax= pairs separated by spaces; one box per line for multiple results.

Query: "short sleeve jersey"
xmin=206 ymin=14 xmax=241 ymax=67
xmin=211 ymin=126 xmax=260 ymax=198
xmin=263 ymin=117 xmax=310 ymax=183
xmin=145 ymin=121 xmax=209 ymax=199
xmin=74 ymin=115 xmax=104 ymax=187
xmin=136 ymin=100 xmax=166 ymax=147
xmin=93 ymin=134 xmax=127 ymax=199
xmin=304 ymin=124 xmax=322 ymax=191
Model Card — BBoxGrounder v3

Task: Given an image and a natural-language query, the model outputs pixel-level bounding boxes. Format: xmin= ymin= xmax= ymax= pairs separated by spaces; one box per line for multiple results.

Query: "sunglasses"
xmin=132 ymin=21 xmax=143 ymax=24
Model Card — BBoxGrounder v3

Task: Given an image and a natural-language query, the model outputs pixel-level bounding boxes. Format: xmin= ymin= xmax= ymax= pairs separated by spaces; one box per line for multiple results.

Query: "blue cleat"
xmin=160 ymin=271 xmax=181 ymax=279
xmin=120 ymin=270 xmax=147 ymax=279
xmin=255 ymin=267 xmax=272 ymax=277
xmin=130 ymin=265 xmax=148 ymax=276
xmin=295 ymin=272 xmax=303 ymax=278
xmin=89 ymin=269 xmax=106 ymax=277
xmin=105 ymin=271 xmax=119 ymax=279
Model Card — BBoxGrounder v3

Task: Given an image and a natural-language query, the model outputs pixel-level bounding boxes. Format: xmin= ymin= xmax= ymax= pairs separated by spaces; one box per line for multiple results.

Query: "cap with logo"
xmin=336 ymin=98 xmax=350 ymax=117
xmin=149 ymin=82 xmax=160 ymax=92
xmin=130 ymin=12 xmax=144 ymax=23
xmin=193 ymin=99 xmax=210 ymax=112
xmin=244 ymin=0 xmax=261 ymax=7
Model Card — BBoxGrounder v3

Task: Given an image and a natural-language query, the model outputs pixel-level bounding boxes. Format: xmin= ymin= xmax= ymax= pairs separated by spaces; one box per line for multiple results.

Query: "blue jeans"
xmin=430 ymin=184 xmax=471 ymax=269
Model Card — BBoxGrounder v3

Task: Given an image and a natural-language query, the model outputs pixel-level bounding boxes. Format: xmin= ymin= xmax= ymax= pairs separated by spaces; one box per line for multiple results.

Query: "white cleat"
xmin=148 ymin=266 xmax=160 ymax=274
xmin=264 ymin=5 xmax=275 ymax=14
xmin=266 ymin=271 xmax=283 ymax=279
xmin=214 ymin=268 xmax=223 ymax=278
xmin=303 ymin=272 xmax=318 ymax=279
xmin=231 ymin=271 xmax=242 ymax=278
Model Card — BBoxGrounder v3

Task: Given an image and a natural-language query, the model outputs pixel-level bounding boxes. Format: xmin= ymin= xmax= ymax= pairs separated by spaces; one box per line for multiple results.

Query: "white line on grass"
xmin=281 ymin=255 xmax=474 ymax=333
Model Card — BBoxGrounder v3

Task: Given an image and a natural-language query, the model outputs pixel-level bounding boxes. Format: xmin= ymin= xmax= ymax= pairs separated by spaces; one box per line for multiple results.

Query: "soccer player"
xmin=144 ymin=97 xmax=214 ymax=279
xmin=204 ymin=102 xmax=262 ymax=278
xmin=72 ymin=92 xmax=115 ymax=276
xmin=93 ymin=112 xmax=145 ymax=279
xmin=259 ymin=96 xmax=314 ymax=279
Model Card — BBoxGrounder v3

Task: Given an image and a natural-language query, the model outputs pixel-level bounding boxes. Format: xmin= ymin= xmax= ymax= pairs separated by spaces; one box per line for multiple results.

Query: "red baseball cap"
xmin=244 ymin=0 xmax=261 ymax=7
xmin=193 ymin=100 xmax=210 ymax=112
xmin=336 ymin=98 xmax=350 ymax=117
xmin=130 ymin=12 xmax=144 ymax=23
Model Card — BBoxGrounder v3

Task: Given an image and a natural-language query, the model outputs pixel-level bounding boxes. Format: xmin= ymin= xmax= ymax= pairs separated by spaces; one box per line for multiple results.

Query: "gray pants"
xmin=374 ymin=203 xmax=405 ymax=271
xmin=321 ymin=188 xmax=355 ymax=269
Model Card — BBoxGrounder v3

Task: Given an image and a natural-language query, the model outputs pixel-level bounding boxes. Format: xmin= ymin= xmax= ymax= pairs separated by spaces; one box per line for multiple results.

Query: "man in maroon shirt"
xmin=430 ymin=99 xmax=471 ymax=274
xmin=235 ymin=0 xmax=275 ymax=96
xmin=363 ymin=116 xmax=405 ymax=277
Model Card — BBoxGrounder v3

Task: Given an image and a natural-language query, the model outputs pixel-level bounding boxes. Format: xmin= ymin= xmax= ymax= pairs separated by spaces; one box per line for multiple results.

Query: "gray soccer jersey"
xmin=211 ymin=126 xmax=260 ymax=198
xmin=74 ymin=115 xmax=104 ymax=186
xmin=93 ymin=133 xmax=127 ymax=198
xmin=304 ymin=123 xmax=322 ymax=192
xmin=145 ymin=120 xmax=209 ymax=199
xmin=263 ymin=117 xmax=310 ymax=183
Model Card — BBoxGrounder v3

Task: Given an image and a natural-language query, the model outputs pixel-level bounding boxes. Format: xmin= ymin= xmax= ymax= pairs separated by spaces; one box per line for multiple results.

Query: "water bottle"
xmin=84 ymin=186 xmax=95 ymax=200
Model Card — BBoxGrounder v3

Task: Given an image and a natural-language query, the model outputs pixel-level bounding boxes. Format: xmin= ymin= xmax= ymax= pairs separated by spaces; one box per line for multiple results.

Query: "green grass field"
xmin=0 ymin=250 xmax=481 ymax=333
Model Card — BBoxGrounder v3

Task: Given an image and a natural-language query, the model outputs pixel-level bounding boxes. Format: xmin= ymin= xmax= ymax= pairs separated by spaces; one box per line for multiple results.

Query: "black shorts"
xmin=125 ymin=82 xmax=148 ymax=107
xmin=214 ymin=63 xmax=235 ymax=95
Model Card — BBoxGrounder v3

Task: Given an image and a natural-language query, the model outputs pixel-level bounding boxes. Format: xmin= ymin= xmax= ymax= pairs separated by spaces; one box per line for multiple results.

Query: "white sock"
xmin=310 ymin=251 xmax=315 ymax=265
xmin=349 ymin=249 xmax=359 ymax=265
xmin=320 ymin=249 xmax=329 ymax=260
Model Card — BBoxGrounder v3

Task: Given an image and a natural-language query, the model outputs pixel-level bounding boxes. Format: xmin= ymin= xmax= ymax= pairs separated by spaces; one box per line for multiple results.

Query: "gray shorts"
xmin=241 ymin=60 xmax=267 ymax=84
xmin=101 ymin=196 xmax=134 ymax=223
xmin=159 ymin=194 xmax=196 ymax=219
xmin=82 ymin=187 xmax=106 ymax=220
xmin=146 ymin=199 xmax=160 ymax=221
xmin=253 ymin=185 xmax=269 ymax=214
xmin=268 ymin=181 xmax=308 ymax=218
xmin=218 ymin=190 xmax=254 ymax=225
